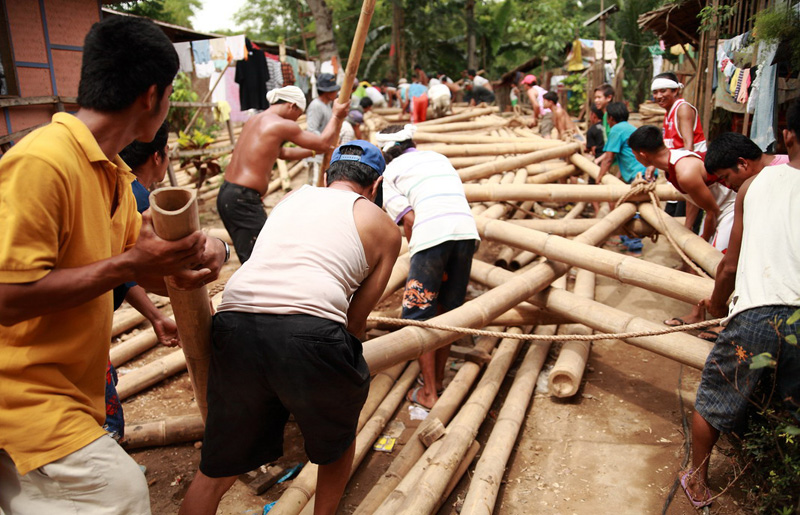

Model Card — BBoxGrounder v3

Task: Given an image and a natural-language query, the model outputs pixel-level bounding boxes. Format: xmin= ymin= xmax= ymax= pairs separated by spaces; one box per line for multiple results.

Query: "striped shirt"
xmin=382 ymin=149 xmax=479 ymax=256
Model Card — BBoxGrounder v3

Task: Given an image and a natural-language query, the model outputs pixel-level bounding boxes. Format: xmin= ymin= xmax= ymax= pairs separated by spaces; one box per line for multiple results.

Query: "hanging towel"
xmin=210 ymin=38 xmax=228 ymax=61
xmin=191 ymin=40 xmax=211 ymax=63
xmin=226 ymin=35 xmax=246 ymax=61
xmin=173 ymin=42 xmax=193 ymax=73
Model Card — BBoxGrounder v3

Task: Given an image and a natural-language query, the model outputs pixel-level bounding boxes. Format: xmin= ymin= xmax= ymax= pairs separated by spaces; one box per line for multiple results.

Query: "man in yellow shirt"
xmin=0 ymin=17 xmax=225 ymax=514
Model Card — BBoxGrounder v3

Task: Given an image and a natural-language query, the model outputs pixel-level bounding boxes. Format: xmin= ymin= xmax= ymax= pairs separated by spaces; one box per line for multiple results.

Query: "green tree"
xmin=115 ymin=0 xmax=201 ymax=28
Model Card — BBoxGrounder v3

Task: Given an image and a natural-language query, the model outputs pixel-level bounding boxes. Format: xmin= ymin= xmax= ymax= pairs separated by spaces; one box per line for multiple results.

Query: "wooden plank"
xmin=0 ymin=122 xmax=48 ymax=146
xmin=0 ymin=95 xmax=76 ymax=108
xmin=242 ymin=464 xmax=291 ymax=495
xmin=170 ymin=101 xmax=216 ymax=108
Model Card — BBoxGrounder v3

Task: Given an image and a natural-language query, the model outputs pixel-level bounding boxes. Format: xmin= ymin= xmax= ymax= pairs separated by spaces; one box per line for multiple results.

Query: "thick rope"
xmin=367 ymin=315 xmax=723 ymax=341
xmin=616 ymin=176 xmax=711 ymax=279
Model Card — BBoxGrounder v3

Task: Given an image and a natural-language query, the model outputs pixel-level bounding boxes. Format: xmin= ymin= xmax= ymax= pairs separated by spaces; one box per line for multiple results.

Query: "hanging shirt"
xmin=235 ymin=40 xmax=269 ymax=111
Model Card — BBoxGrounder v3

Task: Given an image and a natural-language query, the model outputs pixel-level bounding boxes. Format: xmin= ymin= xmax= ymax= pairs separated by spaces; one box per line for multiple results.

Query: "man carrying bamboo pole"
xmin=179 ymin=141 xmax=400 ymax=515
xmin=218 ymin=85 xmax=348 ymax=264
xmin=683 ymin=100 xmax=800 ymax=509
xmin=376 ymin=125 xmax=480 ymax=410
xmin=0 ymin=17 xmax=226 ymax=514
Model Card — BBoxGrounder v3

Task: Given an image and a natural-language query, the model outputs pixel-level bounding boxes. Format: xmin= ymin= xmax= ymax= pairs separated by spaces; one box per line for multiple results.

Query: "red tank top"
xmin=663 ymin=99 xmax=706 ymax=151
xmin=666 ymin=149 xmax=718 ymax=194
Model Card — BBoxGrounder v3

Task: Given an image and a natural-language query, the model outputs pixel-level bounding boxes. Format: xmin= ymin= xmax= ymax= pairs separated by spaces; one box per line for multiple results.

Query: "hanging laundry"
xmin=210 ymin=38 xmax=228 ymax=61
xmin=281 ymin=62 xmax=295 ymax=86
xmin=195 ymin=61 xmax=215 ymax=79
xmin=235 ymin=38 xmax=269 ymax=111
xmin=265 ymin=57 xmax=283 ymax=92
xmin=226 ymin=35 xmax=246 ymax=61
xmin=191 ymin=40 xmax=211 ymax=64
xmin=736 ymin=69 xmax=751 ymax=104
xmin=173 ymin=42 xmax=193 ymax=73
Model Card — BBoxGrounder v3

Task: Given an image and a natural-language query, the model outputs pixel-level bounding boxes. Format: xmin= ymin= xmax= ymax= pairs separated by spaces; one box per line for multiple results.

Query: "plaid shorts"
xmin=695 ymin=305 xmax=800 ymax=433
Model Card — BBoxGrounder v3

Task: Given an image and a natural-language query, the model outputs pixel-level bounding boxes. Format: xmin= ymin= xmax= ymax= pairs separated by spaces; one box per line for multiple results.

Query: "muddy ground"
xmin=117 ymin=167 xmax=745 ymax=515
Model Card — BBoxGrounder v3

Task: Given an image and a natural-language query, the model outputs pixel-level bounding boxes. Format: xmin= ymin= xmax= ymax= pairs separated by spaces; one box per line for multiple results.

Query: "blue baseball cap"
xmin=330 ymin=140 xmax=386 ymax=176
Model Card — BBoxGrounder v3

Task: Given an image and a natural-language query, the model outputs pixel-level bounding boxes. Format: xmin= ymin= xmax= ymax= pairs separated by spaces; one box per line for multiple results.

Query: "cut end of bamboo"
xmin=150 ymin=187 xmax=197 ymax=216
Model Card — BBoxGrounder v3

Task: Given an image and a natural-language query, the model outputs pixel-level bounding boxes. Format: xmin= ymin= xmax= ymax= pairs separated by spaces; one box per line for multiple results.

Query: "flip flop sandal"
xmin=406 ymin=386 xmax=432 ymax=410
xmin=679 ymin=469 xmax=712 ymax=508
xmin=415 ymin=374 xmax=444 ymax=396
xmin=698 ymin=329 xmax=721 ymax=342
xmin=664 ymin=317 xmax=688 ymax=327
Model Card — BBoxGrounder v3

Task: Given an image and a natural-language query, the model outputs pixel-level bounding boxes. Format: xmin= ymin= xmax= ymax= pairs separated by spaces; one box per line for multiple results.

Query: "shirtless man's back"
xmin=217 ymin=85 xmax=348 ymax=263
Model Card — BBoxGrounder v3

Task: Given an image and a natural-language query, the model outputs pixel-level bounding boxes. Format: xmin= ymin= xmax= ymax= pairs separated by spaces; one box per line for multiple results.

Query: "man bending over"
xmin=179 ymin=141 xmax=401 ymax=515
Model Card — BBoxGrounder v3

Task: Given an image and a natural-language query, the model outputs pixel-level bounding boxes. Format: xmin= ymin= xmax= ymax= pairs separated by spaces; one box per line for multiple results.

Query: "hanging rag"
xmin=191 ymin=40 xmax=211 ymax=64
xmin=173 ymin=42 xmax=193 ymax=73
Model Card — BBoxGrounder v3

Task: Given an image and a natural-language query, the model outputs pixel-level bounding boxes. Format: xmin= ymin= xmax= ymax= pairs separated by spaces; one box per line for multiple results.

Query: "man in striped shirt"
xmin=377 ymin=125 xmax=480 ymax=409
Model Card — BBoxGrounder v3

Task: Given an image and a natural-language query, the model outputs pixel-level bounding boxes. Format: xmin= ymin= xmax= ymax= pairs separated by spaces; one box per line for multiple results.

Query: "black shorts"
xmin=200 ymin=312 xmax=370 ymax=477
xmin=402 ymin=239 xmax=477 ymax=320
xmin=216 ymin=181 xmax=267 ymax=264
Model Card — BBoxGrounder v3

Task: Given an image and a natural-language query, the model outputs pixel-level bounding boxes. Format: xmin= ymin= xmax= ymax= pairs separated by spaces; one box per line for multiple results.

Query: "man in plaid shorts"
xmin=683 ymin=100 xmax=800 ymax=508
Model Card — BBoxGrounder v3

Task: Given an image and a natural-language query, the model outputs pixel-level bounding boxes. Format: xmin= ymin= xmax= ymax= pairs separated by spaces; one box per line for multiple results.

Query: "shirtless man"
xmin=217 ymin=85 xmax=348 ymax=263
xmin=180 ymin=140 xmax=400 ymax=515
xmin=629 ymin=125 xmax=734 ymax=340
xmin=541 ymin=91 xmax=575 ymax=140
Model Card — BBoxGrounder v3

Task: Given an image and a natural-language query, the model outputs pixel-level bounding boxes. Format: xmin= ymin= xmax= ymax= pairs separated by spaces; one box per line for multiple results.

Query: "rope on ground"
xmin=367 ymin=315 xmax=723 ymax=341
xmin=616 ymin=176 xmax=711 ymax=279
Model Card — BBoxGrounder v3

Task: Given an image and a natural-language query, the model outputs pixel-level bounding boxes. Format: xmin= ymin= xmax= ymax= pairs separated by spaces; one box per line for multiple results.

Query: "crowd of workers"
xmin=0 ymin=14 xmax=798 ymax=515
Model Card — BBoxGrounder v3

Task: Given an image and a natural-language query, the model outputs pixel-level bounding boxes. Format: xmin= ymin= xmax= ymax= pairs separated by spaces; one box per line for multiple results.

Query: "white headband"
xmin=375 ymin=124 xmax=417 ymax=152
xmin=651 ymin=78 xmax=683 ymax=91
xmin=267 ymin=86 xmax=307 ymax=112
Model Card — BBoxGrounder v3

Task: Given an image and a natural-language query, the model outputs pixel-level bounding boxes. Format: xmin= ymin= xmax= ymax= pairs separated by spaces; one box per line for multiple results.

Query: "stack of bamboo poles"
xmin=112 ymin=105 xmax=726 ymax=514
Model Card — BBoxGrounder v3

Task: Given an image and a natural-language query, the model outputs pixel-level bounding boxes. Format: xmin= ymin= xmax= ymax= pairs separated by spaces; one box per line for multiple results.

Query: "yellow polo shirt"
xmin=0 ymin=113 xmax=141 ymax=475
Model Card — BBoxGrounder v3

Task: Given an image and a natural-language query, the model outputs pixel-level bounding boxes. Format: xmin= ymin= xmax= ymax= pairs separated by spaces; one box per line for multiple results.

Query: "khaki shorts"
xmin=0 ymin=434 xmax=151 ymax=515
xmin=539 ymin=112 xmax=554 ymax=138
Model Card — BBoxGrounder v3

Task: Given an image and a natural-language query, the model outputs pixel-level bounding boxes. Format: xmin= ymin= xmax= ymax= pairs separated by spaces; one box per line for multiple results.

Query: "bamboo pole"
xmin=112 ymin=309 xmax=147 ymax=337
xmin=296 ymin=363 xmax=420 ymax=515
xmin=317 ymin=0 xmax=378 ymax=186
xmin=459 ymin=144 xmax=580 ymax=182
xmin=379 ymin=253 xmax=410 ymax=303
xmin=149 ymin=188 xmax=213 ymax=420
xmin=459 ymin=324 xmax=557 ymax=515
xmin=474 ymin=215 xmax=714 ymax=305
xmin=110 ymin=326 xmax=162 ymax=367
xmin=527 ymin=164 xmax=578 ymax=184
xmin=378 ymin=328 xmax=529 ymax=514
xmin=415 ymin=119 xmax=509 ymax=134
xmin=435 ymin=441 xmax=480 ymax=513
xmin=638 ymin=202 xmax=722 ymax=277
xmin=449 ymin=156 xmax=498 ymax=169
xmin=469 ymin=259 xmax=713 ymax=369
xmin=117 ymin=349 xmax=187 ymax=400
xmin=494 ymin=246 xmax=516 ymax=269
xmin=419 ymin=141 xmax=565 ymax=156
xmin=357 ymin=362 xmax=408 ymax=434
xmin=411 ymin=132 xmax=563 ymax=145
xmin=415 ymin=107 xmax=495 ymax=126
xmin=507 ymin=217 xmax=655 ymax=238
xmin=352 ymin=333 xmax=504 ymax=515
xmin=569 ymin=153 xmax=624 ymax=185
xmin=122 ymin=415 xmax=204 ymax=450
xmin=509 ymin=250 xmax=536 ymax=270
xmin=548 ymin=268 xmax=595 ymax=398
xmin=360 ymin=204 xmax=637 ymax=374
xmin=464 ymin=183 xmax=685 ymax=203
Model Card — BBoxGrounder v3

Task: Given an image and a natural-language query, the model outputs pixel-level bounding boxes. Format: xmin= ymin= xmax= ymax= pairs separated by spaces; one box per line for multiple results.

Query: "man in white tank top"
xmin=179 ymin=141 xmax=401 ymax=515
xmin=682 ymin=101 xmax=800 ymax=509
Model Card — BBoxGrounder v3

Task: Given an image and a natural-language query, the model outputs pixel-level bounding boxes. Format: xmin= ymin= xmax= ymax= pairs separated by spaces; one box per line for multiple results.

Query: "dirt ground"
xmin=117 ymin=167 xmax=745 ymax=515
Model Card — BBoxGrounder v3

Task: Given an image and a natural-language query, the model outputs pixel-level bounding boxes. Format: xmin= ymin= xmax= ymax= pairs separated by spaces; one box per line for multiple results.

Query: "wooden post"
xmin=182 ymin=60 xmax=232 ymax=136
xmin=316 ymin=0 xmax=378 ymax=186
xmin=148 ymin=188 xmax=213 ymax=420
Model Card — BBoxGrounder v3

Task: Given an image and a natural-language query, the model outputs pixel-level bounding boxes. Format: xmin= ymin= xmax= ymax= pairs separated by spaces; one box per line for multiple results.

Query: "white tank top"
xmin=727 ymin=164 xmax=800 ymax=320
xmin=217 ymin=185 xmax=369 ymax=326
